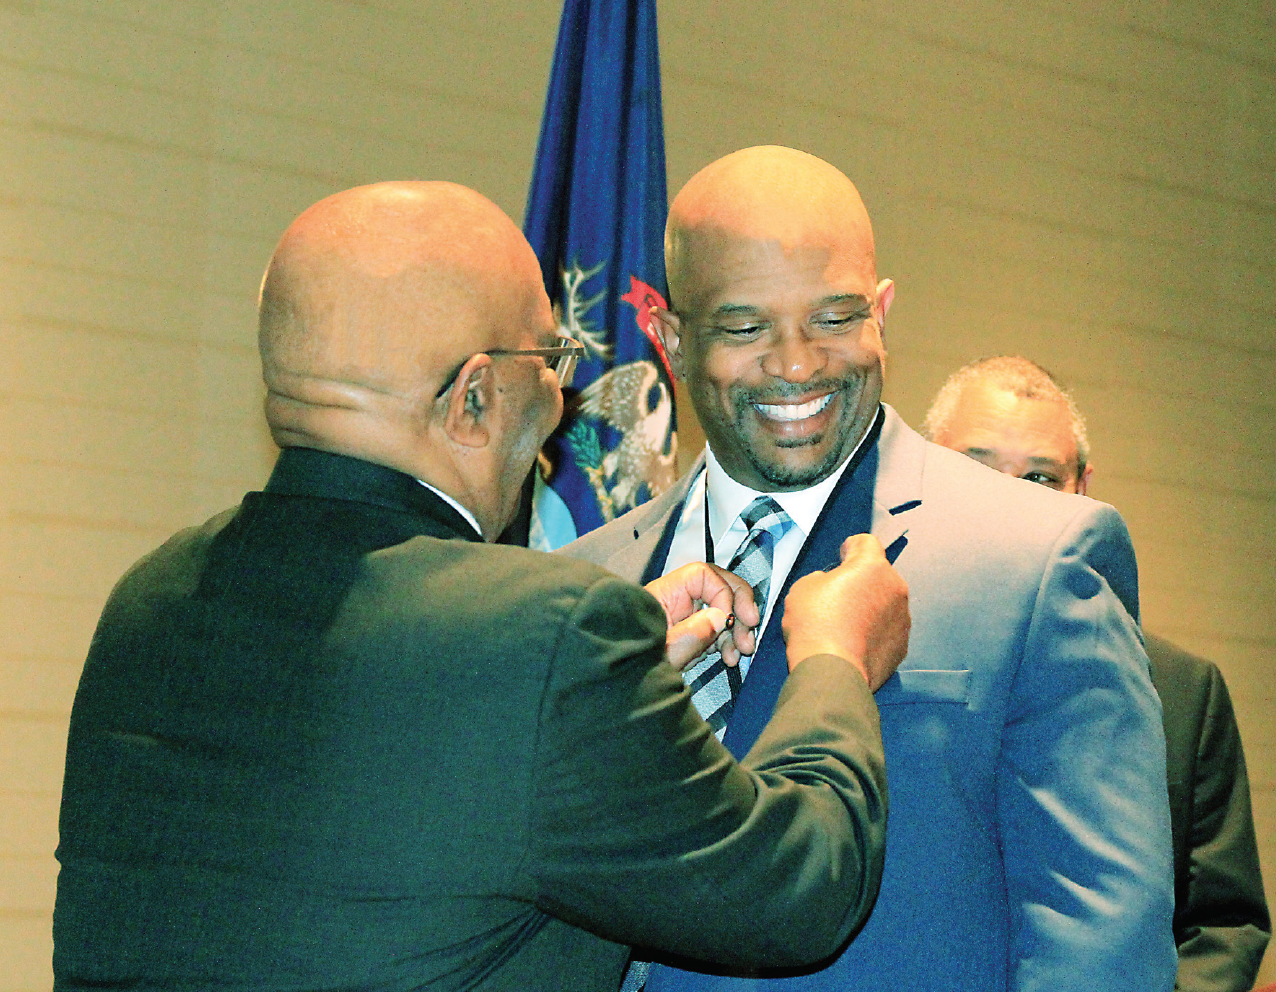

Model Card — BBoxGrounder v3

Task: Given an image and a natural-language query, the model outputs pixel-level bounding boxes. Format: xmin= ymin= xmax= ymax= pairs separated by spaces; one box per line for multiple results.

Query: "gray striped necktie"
xmin=682 ymin=495 xmax=793 ymax=738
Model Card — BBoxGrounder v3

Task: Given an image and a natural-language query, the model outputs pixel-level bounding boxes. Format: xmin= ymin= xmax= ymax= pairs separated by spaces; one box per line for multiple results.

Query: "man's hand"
xmin=782 ymin=534 xmax=910 ymax=690
xmin=645 ymin=563 xmax=762 ymax=672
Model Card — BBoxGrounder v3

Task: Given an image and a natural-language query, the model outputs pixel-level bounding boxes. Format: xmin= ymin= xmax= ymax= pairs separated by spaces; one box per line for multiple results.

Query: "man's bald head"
xmin=651 ymin=147 xmax=892 ymax=491
xmin=257 ymin=181 xmax=561 ymax=536
xmin=665 ymin=146 xmax=878 ymax=311
xmin=259 ymin=181 xmax=551 ymax=461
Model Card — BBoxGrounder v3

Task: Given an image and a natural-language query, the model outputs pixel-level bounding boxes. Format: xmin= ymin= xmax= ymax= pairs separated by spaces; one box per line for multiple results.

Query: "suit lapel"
xmin=597 ymin=454 xmax=704 ymax=586
xmin=644 ymin=410 xmax=929 ymax=991
xmin=869 ymin=404 xmax=928 ymax=559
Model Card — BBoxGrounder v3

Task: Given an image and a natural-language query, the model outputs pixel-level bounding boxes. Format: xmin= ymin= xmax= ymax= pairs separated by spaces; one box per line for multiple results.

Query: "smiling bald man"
xmin=563 ymin=146 xmax=1176 ymax=992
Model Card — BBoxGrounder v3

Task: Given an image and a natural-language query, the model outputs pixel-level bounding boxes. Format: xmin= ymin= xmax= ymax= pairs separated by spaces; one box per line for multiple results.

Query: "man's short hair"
xmin=921 ymin=356 xmax=1090 ymax=473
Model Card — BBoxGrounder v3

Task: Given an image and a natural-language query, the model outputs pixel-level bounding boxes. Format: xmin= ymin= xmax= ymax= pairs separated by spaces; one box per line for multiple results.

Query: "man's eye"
xmin=814 ymin=310 xmax=871 ymax=332
xmin=1023 ymin=472 xmax=1061 ymax=487
xmin=712 ymin=324 xmax=765 ymax=338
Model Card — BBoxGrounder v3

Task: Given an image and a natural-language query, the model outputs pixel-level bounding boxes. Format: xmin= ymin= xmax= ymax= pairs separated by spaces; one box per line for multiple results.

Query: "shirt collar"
xmin=418 ymin=480 xmax=484 ymax=540
xmin=703 ymin=425 xmax=869 ymax=548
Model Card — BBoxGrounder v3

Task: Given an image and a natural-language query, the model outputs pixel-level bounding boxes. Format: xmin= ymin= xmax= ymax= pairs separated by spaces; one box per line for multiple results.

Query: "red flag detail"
xmin=621 ymin=276 xmax=672 ymax=379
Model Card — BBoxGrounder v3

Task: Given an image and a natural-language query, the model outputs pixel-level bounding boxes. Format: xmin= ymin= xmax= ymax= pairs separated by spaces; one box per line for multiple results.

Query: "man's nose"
xmin=762 ymin=327 xmax=825 ymax=382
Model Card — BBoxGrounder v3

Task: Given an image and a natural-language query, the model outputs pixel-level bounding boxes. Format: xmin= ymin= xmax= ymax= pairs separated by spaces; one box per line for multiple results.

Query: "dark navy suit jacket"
xmin=1148 ymin=635 xmax=1269 ymax=990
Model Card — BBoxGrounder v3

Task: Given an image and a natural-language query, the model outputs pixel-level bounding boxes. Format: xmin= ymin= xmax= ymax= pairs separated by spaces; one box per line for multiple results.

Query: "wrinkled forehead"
xmin=956 ymin=385 xmax=1080 ymax=457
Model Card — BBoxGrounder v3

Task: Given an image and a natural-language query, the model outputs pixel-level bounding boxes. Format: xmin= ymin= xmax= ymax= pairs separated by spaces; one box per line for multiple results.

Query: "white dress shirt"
xmin=662 ymin=440 xmax=864 ymax=655
xmin=418 ymin=479 xmax=484 ymax=540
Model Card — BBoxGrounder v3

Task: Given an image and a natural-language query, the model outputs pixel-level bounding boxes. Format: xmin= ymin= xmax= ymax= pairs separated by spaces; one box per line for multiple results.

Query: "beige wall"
xmin=1 ymin=0 xmax=1271 ymax=987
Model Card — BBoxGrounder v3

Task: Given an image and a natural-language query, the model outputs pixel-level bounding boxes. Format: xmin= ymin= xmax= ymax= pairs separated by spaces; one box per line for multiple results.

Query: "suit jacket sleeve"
xmin=517 ymin=572 xmax=888 ymax=969
xmin=1167 ymin=659 xmax=1271 ymax=991
xmin=999 ymin=503 xmax=1178 ymax=991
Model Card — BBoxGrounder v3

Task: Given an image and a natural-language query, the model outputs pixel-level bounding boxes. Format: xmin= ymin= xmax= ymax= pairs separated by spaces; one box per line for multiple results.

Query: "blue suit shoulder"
xmin=902 ymin=436 xmax=1141 ymax=621
xmin=918 ymin=438 xmax=1126 ymax=543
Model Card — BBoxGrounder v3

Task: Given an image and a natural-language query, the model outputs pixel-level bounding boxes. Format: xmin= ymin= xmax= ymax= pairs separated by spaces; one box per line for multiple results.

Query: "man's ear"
xmin=442 ymin=354 xmax=495 ymax=449
xmin=650 ymin=306 xmax=685 ymax=379
xmin=876 ymin=278 xmax=895 ymax=329
xmin=1076 ymin=462 xmax=1094 ymax=496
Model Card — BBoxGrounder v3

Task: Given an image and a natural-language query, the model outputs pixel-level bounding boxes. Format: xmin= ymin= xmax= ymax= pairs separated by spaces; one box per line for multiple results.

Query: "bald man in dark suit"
xmin=52 ymin=182 xmax=910 ymax=991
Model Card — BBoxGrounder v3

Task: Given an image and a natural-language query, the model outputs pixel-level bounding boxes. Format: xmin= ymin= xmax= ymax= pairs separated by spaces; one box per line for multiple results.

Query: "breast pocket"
xmin=875 ymin=668 xmax=971 ymax=706
xmin=874 ymin=669 xmax=973 ymax=761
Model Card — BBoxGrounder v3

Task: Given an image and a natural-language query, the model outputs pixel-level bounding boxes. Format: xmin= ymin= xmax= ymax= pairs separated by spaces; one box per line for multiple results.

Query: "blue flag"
xmin=523 ymin=0 xmax=675 ymax=549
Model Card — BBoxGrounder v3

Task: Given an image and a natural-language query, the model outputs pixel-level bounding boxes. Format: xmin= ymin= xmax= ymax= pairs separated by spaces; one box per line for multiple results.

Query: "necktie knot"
xmin=739 ymin=495 xmax=791 ymax=540
xmin=728 ymin=497 xmax=792 ymax=579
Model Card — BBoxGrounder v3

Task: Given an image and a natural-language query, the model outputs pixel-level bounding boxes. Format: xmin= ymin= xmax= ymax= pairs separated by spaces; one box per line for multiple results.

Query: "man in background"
xmin=924 ymin=354 xmax=1270 ymax=991
xmin=564 ymin=146 xmax=1175 ymax=991
xmin=52 ymin=181 xmax=911 ymax=991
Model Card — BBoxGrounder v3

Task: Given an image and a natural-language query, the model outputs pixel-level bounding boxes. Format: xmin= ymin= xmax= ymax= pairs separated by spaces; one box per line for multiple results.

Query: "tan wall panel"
xmin=0 ymin=660 xmax=82 ymax=716
xmin=5 ymin=201 xmax=210 ymax=290
xmin=1 ymin=521 xmax=166 ymax=603
xmin=0 ymin=263 xmax=204 ymax=344
xmin=0 ymin=858 xmax=57 ymax=915
xmin=0 ymin=721 xmax=67 ymax=794
xmin=1 ymin=326 xmax=198 ymax=414
xmin=1 ymin=129 xmax=211 ymax=228
xmin=0 ymin=595 xmax=103 ymax=664
xmin=0 ymin=7 xmax=212 ymax=90
xmin=0 ymin=791 xmax=60 ymax=858
xmin=1 ymin=0 xmax=1272 ymax=986
xmin=5 ymin=462 xmax=199 ymax=539
xmin=0 ymin=915 xmax=53 ymax=992
xmin=0 ymin=399 xmax=198 ymax=476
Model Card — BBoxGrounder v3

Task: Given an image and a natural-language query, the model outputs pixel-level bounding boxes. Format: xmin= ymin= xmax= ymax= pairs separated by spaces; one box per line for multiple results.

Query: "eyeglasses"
xmin=435 ymin=335 xmax=586 ymax=397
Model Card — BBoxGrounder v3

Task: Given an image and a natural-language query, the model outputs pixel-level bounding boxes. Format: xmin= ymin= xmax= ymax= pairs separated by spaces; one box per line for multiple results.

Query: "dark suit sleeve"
xmin=1158 ymin=652 xmax=1271 ymax=991
xmin=517 ymin=572 xmax=888 ymax=969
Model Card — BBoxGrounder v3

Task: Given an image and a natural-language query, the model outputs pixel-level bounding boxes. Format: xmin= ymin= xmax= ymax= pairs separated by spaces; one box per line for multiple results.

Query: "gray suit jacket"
xmin=564 ymin=405 xmax=1178 ymax=992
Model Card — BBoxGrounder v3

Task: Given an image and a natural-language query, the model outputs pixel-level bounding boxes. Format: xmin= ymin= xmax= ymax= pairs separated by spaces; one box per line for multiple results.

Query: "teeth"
xmin=754 ymin=393 xmax=833 ymax=422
